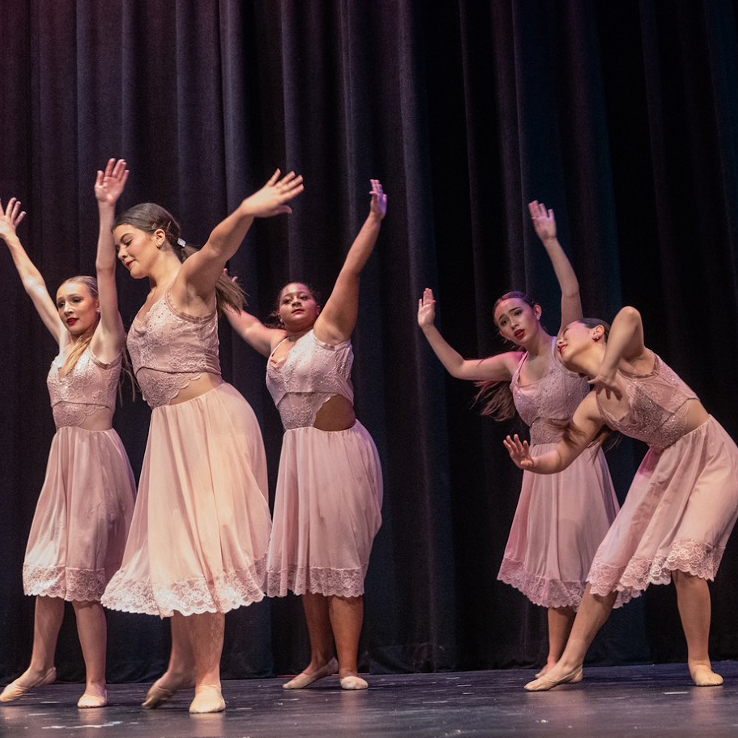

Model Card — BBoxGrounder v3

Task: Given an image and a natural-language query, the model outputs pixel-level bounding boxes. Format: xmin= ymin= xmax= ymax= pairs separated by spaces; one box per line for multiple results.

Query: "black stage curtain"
xmin=2 ymin=0 xmax=738 ymax=682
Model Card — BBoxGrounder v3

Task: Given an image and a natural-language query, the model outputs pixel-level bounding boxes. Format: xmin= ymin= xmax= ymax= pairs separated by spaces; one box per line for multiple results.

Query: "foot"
xmin=189 ymin=685 xmax=225 ymax=714
xmin=690 ymin=664 xmax=724 ymax=687
xmin=77 ymin=688 xmax=108 ymax=708
xmin=142 ymin=672 xmax=195 ymax=709
xmin=340 ymin=675 xmax=369 ymax=690
xmin=535 ymin=663 xmax=555 ymax=679
xmin=524 ymin=665 xmax=583 ymax=692
xmin=0 ymin=666 xmax=57 ymax=702
xmin=283 ymin=657 xmax=338 ymax=689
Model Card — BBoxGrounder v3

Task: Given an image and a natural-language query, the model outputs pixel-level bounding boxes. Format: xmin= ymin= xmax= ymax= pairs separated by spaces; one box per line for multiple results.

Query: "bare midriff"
xmin=682 ymin=398 xmax=710 ymax=434
xmin=74 ymin=406 xmax=115 ymax=431
xmin=314 ymin=394 xmax=356 ymax=431
xmin=169 ymin=372 xmax=224 ymax=405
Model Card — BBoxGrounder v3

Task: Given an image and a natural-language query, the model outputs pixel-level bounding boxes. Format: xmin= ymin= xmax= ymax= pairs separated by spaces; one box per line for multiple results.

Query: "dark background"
xmin=2 ymin=0 xmax=738 ymax=682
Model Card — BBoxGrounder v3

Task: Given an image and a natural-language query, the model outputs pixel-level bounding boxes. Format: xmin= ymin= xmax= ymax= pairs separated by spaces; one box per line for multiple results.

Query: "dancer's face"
xmin=56 ymin=282 xmax=99 ymax=338
xmin=494 ymin=297 xmax=541 ymax=347
xmin=277 ymin=283 xmax=320 ymax=332
xmin=556 ymin=321 xmax=600 ymax=370
xmin=114 ymin=224 xmax=162 ymax=279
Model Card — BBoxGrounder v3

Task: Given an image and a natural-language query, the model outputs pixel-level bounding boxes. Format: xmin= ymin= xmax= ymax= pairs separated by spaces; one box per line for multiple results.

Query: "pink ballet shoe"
xmin=189 ymin=686 xmax=225 ymax=714
xmin=0 ymin=667 xmax=57 ymax=702
xmin=691 ymin=665 xmax=724 ymax=687
xmin=524 ymin=666 xmax=583 ymax=692
xmin=340 ymin=675 xmax=369 ymax=690
xmin=283 ymin=658 xmax=338 ymax=689
xmin=77 ymin=690 xmax=108 ymax=708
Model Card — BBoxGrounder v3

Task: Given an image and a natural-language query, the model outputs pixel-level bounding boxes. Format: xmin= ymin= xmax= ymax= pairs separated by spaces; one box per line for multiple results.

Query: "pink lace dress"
xmin=266 ymin=330 xmax=382 ymax=598
xmin=497 ymin=338 xmax=619 ymax=608
xmin=101 ymin=291 xmax=271 ymax=617
xmin=587 ymin=355 xmax=738 ymax=606
xmin=23 ymin=347 xmax=136 ymax=601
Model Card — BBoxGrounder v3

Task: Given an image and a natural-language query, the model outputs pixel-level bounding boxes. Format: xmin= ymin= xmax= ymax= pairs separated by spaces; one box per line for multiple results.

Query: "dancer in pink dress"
xmin=225 ymin=180 xmax=386 ymax=690
xmin=0 ymin=160 xmax=136 ymax=708
xmin=505 ymin=307 xmax=738 ymax=689
xmin=100 ymin=169 xmax=303 ymax=714
xmin=418 ymin=202 xmax=618 ymax=676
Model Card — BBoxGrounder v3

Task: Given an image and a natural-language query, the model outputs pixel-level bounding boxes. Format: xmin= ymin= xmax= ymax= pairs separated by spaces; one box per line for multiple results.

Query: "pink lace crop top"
xmin=127 ymin=290 xmax=221 ymax=408
xmin=266 ymin=330 xmax=354 ymax=430
xmin=47 ymin=347 xmax=121 ymax=428
xmin=511 ymin=337 xmax=590 ymax=445
xmin=595 ymin=354 xmax=698 ymax=452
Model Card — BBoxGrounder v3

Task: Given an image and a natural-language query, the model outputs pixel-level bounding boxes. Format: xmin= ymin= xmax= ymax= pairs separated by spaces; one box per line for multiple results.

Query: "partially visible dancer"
xmin=101 ymin=169 xmax=303 ymax=713
xmin=418 ymin=202 xmax=618 ymax=676
xmin=225 ymin=180 xmax=386 ymax=690
xmin=0 ymin=159 xmax=136 ymax=708
xmin=505 ymin=306 xmax=738 ymax=690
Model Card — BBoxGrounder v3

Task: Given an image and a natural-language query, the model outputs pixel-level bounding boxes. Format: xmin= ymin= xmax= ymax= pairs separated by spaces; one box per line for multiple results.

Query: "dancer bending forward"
xmin=506 ymin=307 xmax=738 ymax=690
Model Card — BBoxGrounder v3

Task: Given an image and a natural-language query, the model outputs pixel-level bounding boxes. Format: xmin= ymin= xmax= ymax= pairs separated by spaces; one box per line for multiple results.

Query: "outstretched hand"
xmin=369 ymin=179 xmax=387 ymax=220
xmin=0 ymin=198 xmax=26 ymax=243
xmin=589 ymin=373 xmax=622 ymax=401
xmin=417 ymin=287 xmax=437 ymax=328
xmin=528 ymin=200 xmax=556 ymax=242
xmin=95 ymin=158 xmax=129 ymax=206
xmin=503 ymin=434 xmax=535 ymax=470
xmin=243 ymin=169 xmax=304 ymax=218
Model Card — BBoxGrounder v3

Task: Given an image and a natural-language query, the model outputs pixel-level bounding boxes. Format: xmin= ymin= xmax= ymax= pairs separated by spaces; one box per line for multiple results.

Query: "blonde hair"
xmin=59 ymin=276 xmax=99 ymax=374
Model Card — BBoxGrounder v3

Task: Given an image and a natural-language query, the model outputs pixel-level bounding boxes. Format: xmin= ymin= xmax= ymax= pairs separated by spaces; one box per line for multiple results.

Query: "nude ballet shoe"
xmin=142 ymin=675 xmax=195 ymax=708
xmin=340 ymin=675 xmax=369 ymax=690
xmin=524 ymin=666 xmax=583 ymax=692
xmin=189 ymin=686 xmax=225 ymax=714
xmin=691 ymin=665 xmax=724 ymax=687
xmin=0 ymin=667 xmax=57 ymax=702
xmin=77 ymin=690 xmax=108 ymax=708
xmin=283 ymin=658 xmax=338 ymax=689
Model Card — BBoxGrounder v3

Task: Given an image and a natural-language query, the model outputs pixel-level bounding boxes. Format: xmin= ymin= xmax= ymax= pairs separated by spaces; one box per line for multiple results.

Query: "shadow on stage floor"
xmin=2 ymin=661 xmax=738 ymax=738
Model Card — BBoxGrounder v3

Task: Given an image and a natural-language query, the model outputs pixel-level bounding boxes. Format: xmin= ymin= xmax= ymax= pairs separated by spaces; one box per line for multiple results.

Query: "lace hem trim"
xmin=498 ymin=558 xmax=585 ymax=609
xmin=268 ymin=565 xmax=367 ymax=598
xmin=587 ymin=539 xmax=725 ymax=608
xmin=23 ymin=565 xmax=109 ymax=601
xmin=101 ymin=558 xmax=266 ymax=616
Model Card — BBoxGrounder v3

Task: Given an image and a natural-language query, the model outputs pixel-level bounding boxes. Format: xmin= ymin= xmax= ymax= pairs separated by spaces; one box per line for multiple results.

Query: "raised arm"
xmin=528 ymin=201 xmax=582 ymax=331
xmin=93 ymin=159 xmax=128 ymax=356
xmin=178 ymin=170 xmax=304 ymax=309
xmin=0 ymin=198 xmax=64 ymax=342
xmin=313 ymin=180 xmax=387 ymax=344
xmin=225 ymin=305 xmax=285 ymax=358
xmin=418 ymin=288 xmax=521 ymax=381
xmin=503 ymin=393 xmax=604 ymax=473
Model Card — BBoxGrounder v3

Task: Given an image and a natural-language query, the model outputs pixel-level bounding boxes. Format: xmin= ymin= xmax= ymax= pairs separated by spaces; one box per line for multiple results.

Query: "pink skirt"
xmin=267 ymin=421 xmax=382 ymax=598
xmin=23 ymin=426 xmax=136 ymax=602
xmin=101 ymin=383 xmax=271 ymax=617
xmin=588 ymin=417 xmax=738 ymax=607
xmin=498 ymin=444 xmax=619 ymax=608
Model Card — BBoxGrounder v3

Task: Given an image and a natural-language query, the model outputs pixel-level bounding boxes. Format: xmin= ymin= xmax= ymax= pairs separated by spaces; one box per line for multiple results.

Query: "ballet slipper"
xmin=142 ymin=675 xmax=194 ymax=709
xmin=77 ymin=690 xmax=108 ymax=708
xmin=690 ymin=665 xmax=724 ymax=687
xmin=189 ymin=686 xmax=225 ymax=714
xmin=0 ymin=666 xmax=57 ymax=702
xmin=282 ymin=658 xmax=338 ymax=689
xmin=340 ymin=675 xmax=369 ymax=690
xmin=524 ymin=666 xmax=583 ymax=692
xmin=534 ymin=665 xmax=551 ymax=679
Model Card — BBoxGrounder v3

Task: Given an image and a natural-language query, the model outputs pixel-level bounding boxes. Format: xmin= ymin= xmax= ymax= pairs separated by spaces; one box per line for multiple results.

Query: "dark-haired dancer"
xmin=225 ymin=180 xmax=386 ymax=690
xmin=0 ymin=160 xmax=136 ymax=708
xmin=418 ymin=202 xmax=618 ymax=676
xmin=101 ymin=170 xmax=303 ymax=713
xmin=506 ymin=307 xmax=738 ymax=690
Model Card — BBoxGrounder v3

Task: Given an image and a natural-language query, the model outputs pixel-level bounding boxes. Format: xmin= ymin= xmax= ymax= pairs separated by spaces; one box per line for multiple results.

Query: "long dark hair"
xmin=114 ymin=203 xmax=245 ymax=313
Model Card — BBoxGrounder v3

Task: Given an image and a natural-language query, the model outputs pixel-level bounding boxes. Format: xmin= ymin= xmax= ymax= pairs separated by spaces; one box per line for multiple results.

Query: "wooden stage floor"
xmin=2 ymin=661 xmax=738 ymax=737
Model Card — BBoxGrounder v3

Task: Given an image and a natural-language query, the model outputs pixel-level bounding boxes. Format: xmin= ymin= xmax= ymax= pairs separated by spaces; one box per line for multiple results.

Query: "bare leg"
xmin=525 ymin=585 xmax=617 ymax=691
xmin=673 ymin=571 xmax=722 ymax=686
xmin=283 ymin=592 xmax=337 ymax=689
xmin=537 ymin=607 xmax=576 ymax=677
xmin=72 ymin=600 xmax=108 ymax=707
xmin=186 ymin=612 xmax=225 ymax=713
xmin=329 ymin=595 xmax=367 ymax=689
xmin=142 ymin=612 xmax=196 ymax=708
xmin=0 ymin=596 xmax=62 ymax=702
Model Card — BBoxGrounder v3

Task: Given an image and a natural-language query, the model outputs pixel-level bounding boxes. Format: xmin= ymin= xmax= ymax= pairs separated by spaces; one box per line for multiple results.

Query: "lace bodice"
xmin=511 ymin=338 xmax=590 ymax=445
xmin=266 ymin=330 xmax=354 ymax=430
xmin=127 ymin=290 xmax=221 ymax=408
xmin=47 ymin=347 xmax=121 ymax=428
xmin=595 ymin=354 xmax=698 ymax=451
